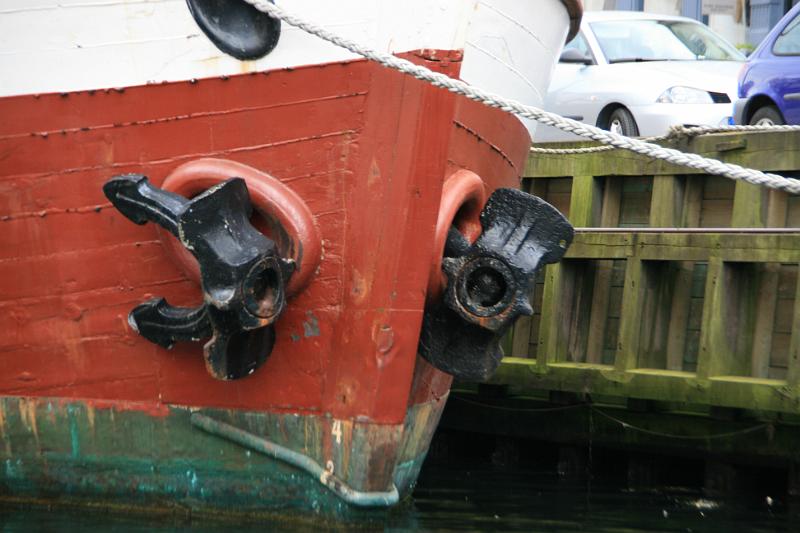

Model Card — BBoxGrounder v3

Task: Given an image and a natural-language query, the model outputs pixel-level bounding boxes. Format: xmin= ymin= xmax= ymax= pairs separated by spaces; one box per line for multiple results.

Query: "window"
xmin=563 ymin=32 xmax=592 ymax=58
xmin=590 ymin=20 xmax=744 ymax=63
xmin=774 ymin=13 xmax=800 ymax=55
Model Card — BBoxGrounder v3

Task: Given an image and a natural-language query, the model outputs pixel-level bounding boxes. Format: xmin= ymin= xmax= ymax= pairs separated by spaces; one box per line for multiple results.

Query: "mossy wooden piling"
xmin=499 ymin=130 xmax=800 ymax=415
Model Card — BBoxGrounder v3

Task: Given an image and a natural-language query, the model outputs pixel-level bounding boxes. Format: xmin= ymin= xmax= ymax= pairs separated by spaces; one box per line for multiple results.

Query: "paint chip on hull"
xmin=303 ymin=311 xmax=320 ymax=338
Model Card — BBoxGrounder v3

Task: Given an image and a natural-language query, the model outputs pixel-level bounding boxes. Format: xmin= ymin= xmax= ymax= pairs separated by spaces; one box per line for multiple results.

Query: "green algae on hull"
xmin=0 ymin=396 xmax=442 ymax=521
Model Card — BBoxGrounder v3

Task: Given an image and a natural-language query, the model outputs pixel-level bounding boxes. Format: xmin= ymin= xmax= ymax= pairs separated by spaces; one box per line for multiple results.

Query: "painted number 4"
xmin=332 ymin=420 xmax=342 ymax=444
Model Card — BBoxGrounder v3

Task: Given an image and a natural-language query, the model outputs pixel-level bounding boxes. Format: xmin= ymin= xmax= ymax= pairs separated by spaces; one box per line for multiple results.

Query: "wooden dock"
xmin=440 ymin=130 xmax=800 ymax=492
xmin=505 ymin=129 xmax=800 ymax=412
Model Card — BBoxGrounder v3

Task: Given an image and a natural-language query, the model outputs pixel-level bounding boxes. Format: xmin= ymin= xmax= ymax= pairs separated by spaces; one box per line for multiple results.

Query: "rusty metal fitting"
xmin=104 ymin=174 xmax=295 ymax=380
xmin=419 ymin=187 xmax=574 ymax=381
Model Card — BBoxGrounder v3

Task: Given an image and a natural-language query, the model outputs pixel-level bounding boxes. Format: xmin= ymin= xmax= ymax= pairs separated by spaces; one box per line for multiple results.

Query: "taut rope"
xmin=242 ymin=0 xmax=800 ymax=194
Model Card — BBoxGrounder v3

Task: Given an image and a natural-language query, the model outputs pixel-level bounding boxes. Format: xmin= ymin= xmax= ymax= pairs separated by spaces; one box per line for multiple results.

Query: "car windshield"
xmin=589 ymin=19 xmax=744 ymax=63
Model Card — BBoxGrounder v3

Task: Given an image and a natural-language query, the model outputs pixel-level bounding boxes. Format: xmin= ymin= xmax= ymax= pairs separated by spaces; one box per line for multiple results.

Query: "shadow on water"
xmin=2 ymin=431 xmax=799 ymax=531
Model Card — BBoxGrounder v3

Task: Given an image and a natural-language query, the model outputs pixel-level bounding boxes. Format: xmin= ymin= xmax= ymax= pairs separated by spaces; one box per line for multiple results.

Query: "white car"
xmin=536 ymin=11 xmax=745 ymax=142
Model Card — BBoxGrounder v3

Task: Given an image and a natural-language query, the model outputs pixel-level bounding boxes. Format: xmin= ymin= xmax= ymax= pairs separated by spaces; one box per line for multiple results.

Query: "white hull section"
xmin=1 ymin=0 xmax=571 ymax=135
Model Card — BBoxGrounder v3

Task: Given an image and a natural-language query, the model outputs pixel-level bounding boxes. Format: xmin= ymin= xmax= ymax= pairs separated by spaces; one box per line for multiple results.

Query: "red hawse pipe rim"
xmin=427 ymin=170 xmax=487 ymax=304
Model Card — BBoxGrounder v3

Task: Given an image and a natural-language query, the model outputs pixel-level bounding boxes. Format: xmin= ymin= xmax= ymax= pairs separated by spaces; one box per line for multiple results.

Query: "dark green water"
xmin=404 ymin=465 xmax=798 ymax=532
xmin=1 ymin=463 xmax=797 ymax=532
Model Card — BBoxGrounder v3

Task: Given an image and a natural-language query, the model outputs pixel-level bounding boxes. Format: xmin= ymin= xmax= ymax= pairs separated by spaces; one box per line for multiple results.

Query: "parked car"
xmin=734 ymin=3 xmax=800 ymax=126
xmin=536 ymin=11 xmax=745 ymax=142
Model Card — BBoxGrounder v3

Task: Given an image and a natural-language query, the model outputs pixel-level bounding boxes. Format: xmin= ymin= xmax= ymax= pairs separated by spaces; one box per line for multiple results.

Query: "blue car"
xmin=734 ymin=4 xmax=800 ymax=125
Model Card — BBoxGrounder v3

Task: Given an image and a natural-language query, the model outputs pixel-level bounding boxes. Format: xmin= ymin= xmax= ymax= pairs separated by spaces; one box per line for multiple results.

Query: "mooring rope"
xmin=242 ymin=0 xmax=800 ymax=194
xmin=589 ymin=407 xmax=770 ymax=441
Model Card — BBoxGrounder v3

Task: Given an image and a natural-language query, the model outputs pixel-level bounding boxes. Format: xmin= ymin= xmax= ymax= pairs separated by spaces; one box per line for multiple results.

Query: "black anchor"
xmin=418 ymin=188 xmax=573 ymax=381
xmin=104 ymin=175 xmax=294 ymax=380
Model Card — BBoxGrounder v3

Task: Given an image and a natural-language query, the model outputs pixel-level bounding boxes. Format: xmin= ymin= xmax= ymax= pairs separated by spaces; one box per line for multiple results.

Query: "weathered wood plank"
xmin=732 ymin=177 xmax=781 ymax=378
xmin=527 ymin=131 xmax=800 ymax=178
xmin=699 ymin=261 xmax=756 ymax=378
xmin=649 ymin=176 xmax=693 ymax=371
xmin=681 ymin=178 xmax=704 ymax=227
xmin=787 ymin=267 xmax=800 ymax=387
xmin=527 ymin=314 xmax=542 ymax=359
xmin=732 ymin=181 xmax=768 ymax=228
xmin=585 ymin=181 xmax=622 ymax=364
xmin=566 ymin=263 xmax=595 ymax=363
xmin=619 ymin=177 xmax=652 ymax=228
xmin=537 ymin=262 xmax=563 ymax=368
xmin=601 ymin=177 xmax=622 ymax=227
xmin=751 ymin=264 xmax=780 ymax=378
xmin=697 ymin=257 xmax=724 ymax=379
xmin=586 ymin=260 xmax=613 ymax=364
xmin=650 ymin=175 xmax=683 ymax=228
xmin=568 ymin=175 xmax=601 ymax=227
xmin=616 ymin=258 xmax=643 ymax=371
xmin=787 ymin=195 xmax=800 ymax=227
xmin=493 ymin=359 xmax=800 ymax=414
xmin=665 ymin=262 xmax=694 ymax=371
xmin=510 ymin=306 xmax=533 ymax=358
xmin=767 ymin=189 xmax=788 ymax=228
xmin=638 ymin=262 xmax=675 ymax=369
xmin=565 ymin=233 xmax=800 ymax=263
xmin=528 ymin=177 xmax=573 ymax=218
xmin=700 ymin=176 xmax=734 ymax=228
xmin=730 ymin=264 xmax=758 ymax=378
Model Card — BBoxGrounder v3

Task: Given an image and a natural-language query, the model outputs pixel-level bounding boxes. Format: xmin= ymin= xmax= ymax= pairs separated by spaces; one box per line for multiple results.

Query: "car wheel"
xmin=749 ymin=105 xmax=784 ymax=126
xmin=607 ymin=107 xmax=639 ymax=137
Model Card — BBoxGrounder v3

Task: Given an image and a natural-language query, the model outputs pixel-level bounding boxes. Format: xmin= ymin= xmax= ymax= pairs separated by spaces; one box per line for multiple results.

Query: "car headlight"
xmin=656 ymin=86 xmax=713 ymax=104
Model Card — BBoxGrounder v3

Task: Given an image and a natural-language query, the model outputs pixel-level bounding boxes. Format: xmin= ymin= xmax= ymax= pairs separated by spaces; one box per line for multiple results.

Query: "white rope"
xmin=243 ymin=0 xmax=800 ymax=195
xmin=530 ymin=124 xmax=800 ymax=155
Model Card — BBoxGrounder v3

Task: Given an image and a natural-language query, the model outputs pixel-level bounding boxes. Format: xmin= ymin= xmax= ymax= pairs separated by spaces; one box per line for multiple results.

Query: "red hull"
xmin=0 ymin=51 xmax=529 ymax=503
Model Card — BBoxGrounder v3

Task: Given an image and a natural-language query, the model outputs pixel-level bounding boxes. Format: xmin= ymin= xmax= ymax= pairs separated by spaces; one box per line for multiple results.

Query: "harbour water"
xmin=403 ymin=464 xmax=798 ymax=532
xmin=2 ymin=447 xmax=797 ymax=532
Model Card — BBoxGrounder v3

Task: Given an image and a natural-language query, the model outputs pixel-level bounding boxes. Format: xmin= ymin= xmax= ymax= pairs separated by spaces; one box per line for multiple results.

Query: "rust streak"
xmin=0 ymin=92 xmax=368 ymax=141
xmin=86 ymin=404 xmax=95 ymax=431
xmin=1 ymin=130 xmax=359 ymax=183
xmin=0 ymin=334 xmax=132 ymax=354
xmin=453 ymin=120 xmax=517 ymax=172
xmin=65 ymin=397 xmax=171 ymax=418
xmin=0 ymin=276 xmax=188 ymax=308
xmin=278 ymin=170 xmax=348 ymax=184
xmin=309 ymin=208 xmax=347 ymax=218
xmin=3 ymin=374 xmax=158 ymax=397
xmin=0 ymin=404 xmax=10 ymax=456
xmin=17 ymin=398 xmax=39 ymax=443
xmin=0 ymin=203 xmax=111 ymax=221
xmin=0 ymin=240 xmax=162 ymax=266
